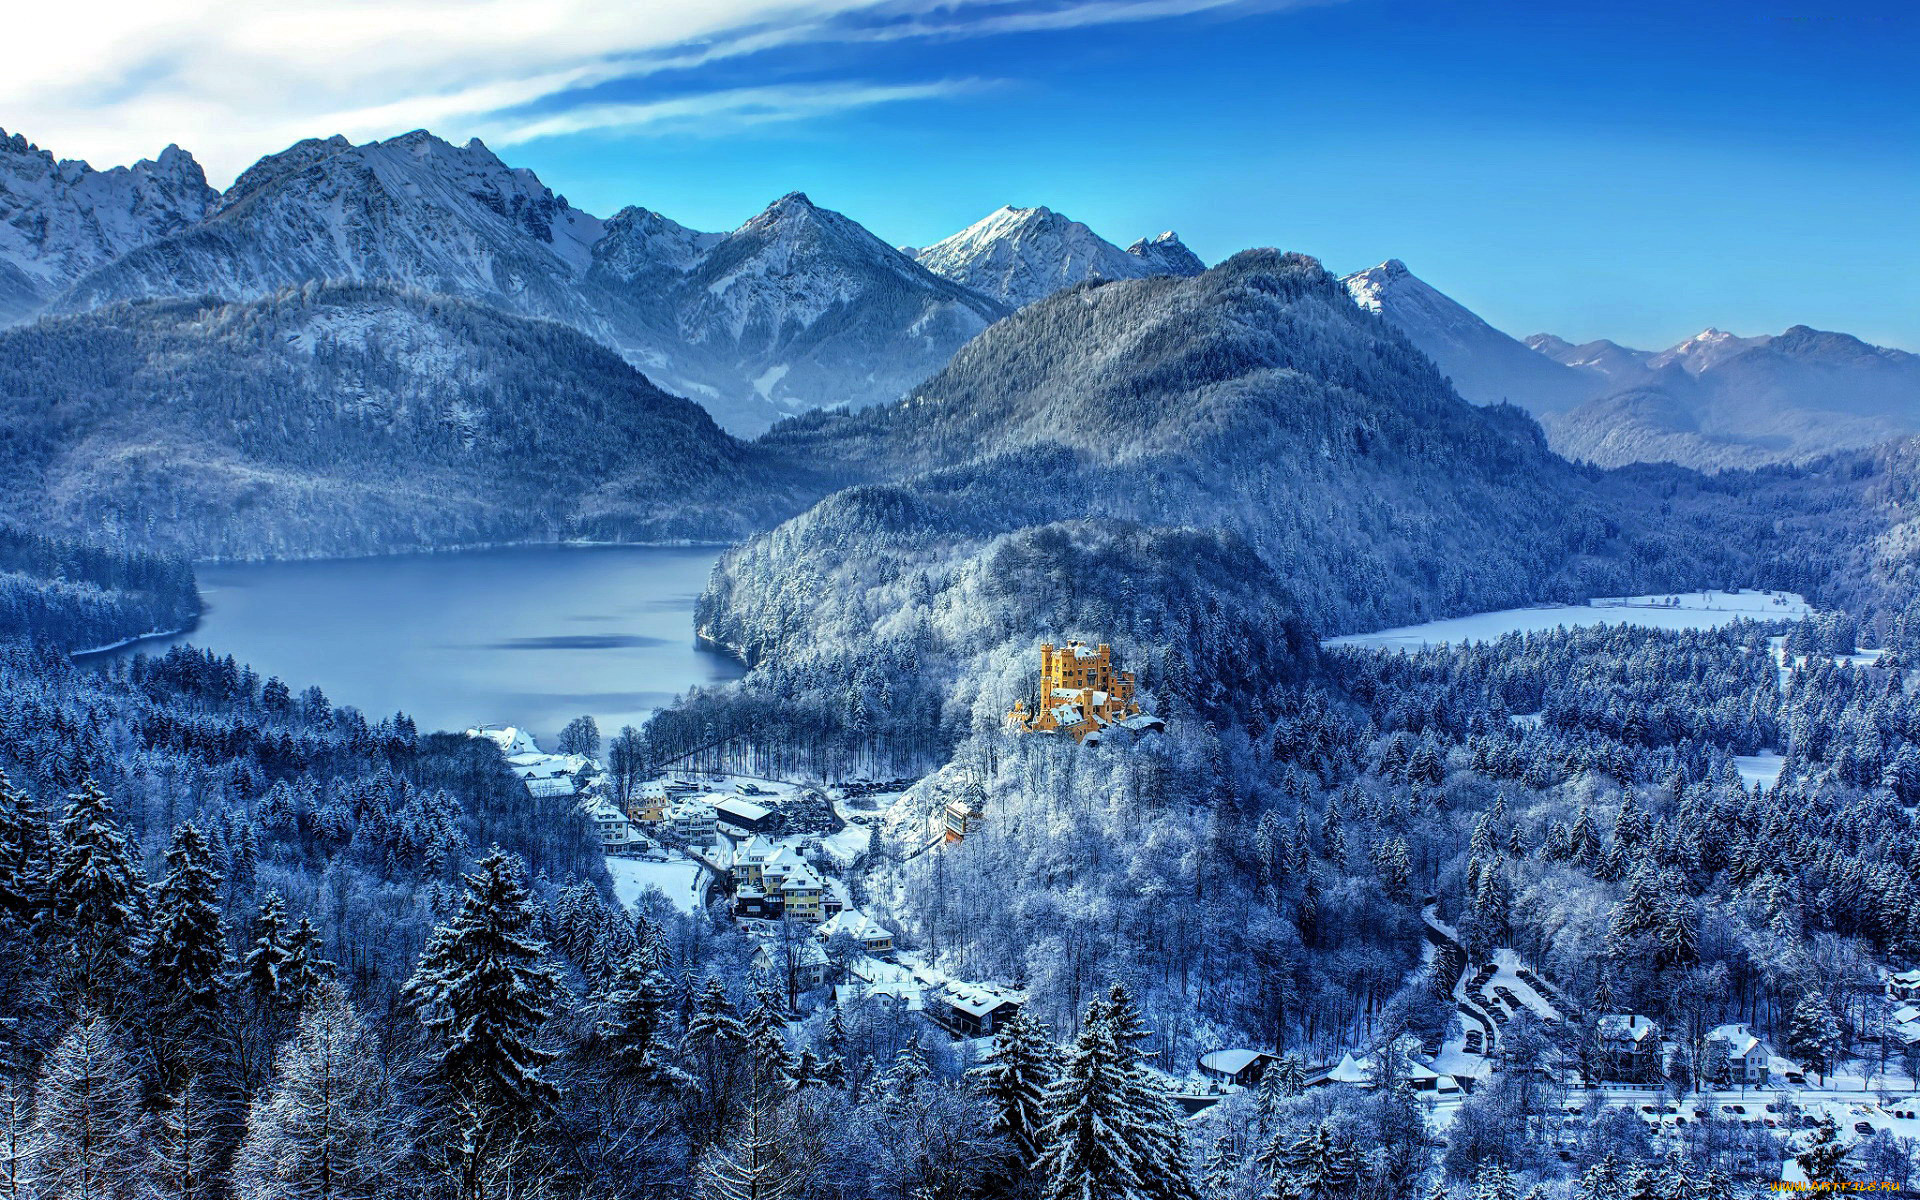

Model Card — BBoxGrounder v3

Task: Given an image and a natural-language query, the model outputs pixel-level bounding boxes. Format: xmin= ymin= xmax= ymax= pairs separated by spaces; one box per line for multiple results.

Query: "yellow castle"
xmin=1006 ymin=641 xmax=1158 ymax=743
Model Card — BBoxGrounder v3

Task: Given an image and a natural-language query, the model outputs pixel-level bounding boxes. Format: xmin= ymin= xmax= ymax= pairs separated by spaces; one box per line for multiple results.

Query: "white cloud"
xmin=0 ymin=0 xmax=1291 ymax=183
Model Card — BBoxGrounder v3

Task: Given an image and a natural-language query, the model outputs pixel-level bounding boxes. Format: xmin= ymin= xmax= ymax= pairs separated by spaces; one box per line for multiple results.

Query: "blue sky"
xmin=13 ymin=0 xmax=1917 ymax=349
xmin=502 ymin=0 xmax=1920 ymax=350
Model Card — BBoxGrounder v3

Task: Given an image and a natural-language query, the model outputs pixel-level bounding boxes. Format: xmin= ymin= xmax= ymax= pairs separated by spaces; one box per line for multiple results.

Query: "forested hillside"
xmin=0 ymin=523 xmax=197 ymax=651
xmin=0 ymin=283 xmax=827 ymax=559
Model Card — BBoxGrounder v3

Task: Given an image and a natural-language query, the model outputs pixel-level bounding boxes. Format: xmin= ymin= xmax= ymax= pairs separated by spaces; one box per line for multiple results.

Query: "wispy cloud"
xmin=1 ymin=0 xmax=1300 ymax=182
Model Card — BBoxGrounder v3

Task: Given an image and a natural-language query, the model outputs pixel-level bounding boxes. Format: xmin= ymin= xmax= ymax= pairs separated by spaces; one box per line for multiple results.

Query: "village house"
xmin=1005 ymin=641 xmax=1161 ymax=744
xmin=1594 ymin=1014 xmax=1662 ymax=1083
xmin=928 ymin=982 xmax=1024 ymax=1038
xmin=1705 ymin=1022 xmax=1772 ymax=1086
xmin=753 ymin=941 xmax=831 ymax=991
xmin=627 ymin=779 xmax=669 ymax=824
xmin=580 ymin=797 xmax=643 ymax=849
xmin=1198 ymin=1049 xmax=1276 ymax=1088
xmin=1889 ymin=969 xmax=1920 ymax=1004
xmin=665 ymin=798 xmax=717 ymax=846
xmin=818 ymin=909 xmax=894 ymax=955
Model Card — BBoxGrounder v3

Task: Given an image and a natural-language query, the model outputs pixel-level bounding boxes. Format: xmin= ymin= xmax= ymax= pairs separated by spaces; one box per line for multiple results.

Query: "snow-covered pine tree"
xmin=1035 ymin=1004 xmax=1144 ymax=1200
xmin=1787 ymin=992 xmax=1843 ymax=1085
xmin=147 ymin=823 xmax=230 ymax=1085
xmin=744 ymin=991 xmax=794 ymax=1091
xmin=980 ymin=1007 xmax=1058 ymax=1166
xmin=285 ymin=915 xmax=336 ymax=997
xmin=1796 ymin=1116 xmax=1850 ymax=1185
xmin=245 ymin=892 xmax=295 ymax=1016
xmin=1100 ymin=985 xmax=1202 ymax=1200
xmin=1470 ymin=1161 xmax=1519 ymax=1200
xmin=0 ymin=772 xmax=41 ymax=931
xmin=44 ymin=781 xmax=148 ymax=1011
xmin=683 ymin=976 xmax=749 ymax=1143
xmin=404 ymin=849 xmax=561 ymax=1124
xmin=232 ymin=981 xmax=404 ymax=1200
xmin=31 ymin=1010 xmax=147 ymax=1200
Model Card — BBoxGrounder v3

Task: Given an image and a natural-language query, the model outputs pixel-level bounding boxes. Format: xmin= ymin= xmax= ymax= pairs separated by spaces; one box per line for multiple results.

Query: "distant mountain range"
xmin=1345 ymin=258 xmax=1918 ymax=469
xmin=3 ymin=129 xmax=1206 ymax=436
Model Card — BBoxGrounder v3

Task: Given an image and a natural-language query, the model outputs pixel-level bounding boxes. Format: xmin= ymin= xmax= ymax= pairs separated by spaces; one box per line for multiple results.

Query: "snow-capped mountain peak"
xmin=1649 ymin=326 xmax=1771 ymax=374
xmin=1125 ymin=230 xmax=1205 ymax=276
xmin=914 ymin=203 xmax=1164 ymax=308
xmin=0 ymin=127 xmax=217 ymax=323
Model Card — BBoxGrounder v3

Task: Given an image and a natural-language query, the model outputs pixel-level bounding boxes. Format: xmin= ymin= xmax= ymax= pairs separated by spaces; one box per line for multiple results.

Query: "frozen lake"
xmin=82 ymin=545 xmax=745 ymax=744
xmin=1324 ymin=589 xmax=1811 ymax=652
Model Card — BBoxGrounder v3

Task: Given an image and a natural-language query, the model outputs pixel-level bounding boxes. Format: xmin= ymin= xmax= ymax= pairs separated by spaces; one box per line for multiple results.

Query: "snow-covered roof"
xmin=933 ymin=981 xmax=1024 ymax=1017
xmin=1324 ymin=1052 xmax=1370 ymax=1084
xmin=819 ymin=910 xmax=890 ymax=943
xmin=1895 ymin=1005 xmax=1920 ymax=1025
xmin=1707 ymin=1023 xmax=1762 ymax=1057
xmin=1071 ymin=642 xmax=1101 ymax=659
xmin=714 ymin=796 xmax=773 ymax=824
xmin=779 ymin=865 xmax=823 ymax=892
xmin=1597 ymin=1013 xmax=1657 ymax=1042
xmin=468 ymin=724 xmax=539 ymax=756
xmin=1199 ymin=1049 xmax=1270 ymax=1077
xmin=526 ymin=777 xmax=577 ymax=798
xmin=1893 ymin=969 xmax=1920 ymax=985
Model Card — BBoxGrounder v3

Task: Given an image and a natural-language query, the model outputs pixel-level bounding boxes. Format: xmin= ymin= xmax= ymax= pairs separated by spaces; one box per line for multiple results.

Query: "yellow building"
xmin=1007 ymin=641 xmax=1157 ymax=743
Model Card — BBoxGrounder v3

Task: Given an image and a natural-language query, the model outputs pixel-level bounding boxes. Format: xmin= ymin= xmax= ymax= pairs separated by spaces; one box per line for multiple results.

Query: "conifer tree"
xmin=232 ymin=982 xmax=404 ymax=1200
xmin=403 ymin=849 xmax=561 ymax=1192
xmin=744 ymin=991 xmax=794 ymax=1091
xmin=1100 ymin=985 xmax=1202 ymax=1200
xmin=285 ymin=916 xmax=336 ymax=998
xmin=1036 ymin=1005 xmax=1144 ymax=1200
xmin=693 ymin=1071 xmax=799 ymax=1200
xmin=147 ymin=824 xmax=230 ymax=1086
xmin=684 ymin=977 xmax=749 ymax=1141
xmin=245 ymin=892 xmax=295 ymax=1015
xmin=980 ymin=1008 xmax=1058 ymax=1165
xmin=1788 ymin=992 xmax=1843 ymax=1085
xmin=32 ymin=1010 xmax=147 ymax=1200
xmin=44 ymin=782 xmax=148 ymax=1011
xmin=1796 ymin=1116 xmax=1849 ymax=1186
xmin=0 ymin=773 xmax=40 ymax=931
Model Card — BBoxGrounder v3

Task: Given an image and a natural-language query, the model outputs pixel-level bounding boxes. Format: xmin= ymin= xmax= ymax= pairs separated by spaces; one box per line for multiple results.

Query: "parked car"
xmin=1856 ymin=1122 xmax=1875 ymax=1135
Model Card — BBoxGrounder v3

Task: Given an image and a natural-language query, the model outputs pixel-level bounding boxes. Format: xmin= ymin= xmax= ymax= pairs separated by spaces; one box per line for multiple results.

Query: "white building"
xmin=818 ymin=909 xmax=894 ymax=954
xmin=665 ymin=798 xmax=718 ymax=846
xmin=1705 ymin=1023 xmax=1772 ymax=1085
xmin=580 ymin=798 xmax=643 ymax=849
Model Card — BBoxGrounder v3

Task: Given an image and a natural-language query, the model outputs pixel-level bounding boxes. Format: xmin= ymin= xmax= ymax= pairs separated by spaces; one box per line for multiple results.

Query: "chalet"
xmin=1890 ymin=969 xmax=1920 ymax=1003
xmin=752 ymin=941 xmax=831 ymax=991
xmin=714 ymin=795 xmax=775 ymax=835
xmin=1198 ymin=1049 xmax=1275 ymax=1087
xmin=1888 ymin=1005 xmax=1920 ymax=1047
xmin=1705 ymin=1022 xmax=1771 ymax=1086
xmin=818 ymin=910 xmax=894 ymax=954
xmin=1006 ymin=641 xmax=1161 ymax=744
xmin=928 ymin=982 xmax=1024 ymax=1038
xmin=1594 ymin=1014 xmax=1662 ymax=1083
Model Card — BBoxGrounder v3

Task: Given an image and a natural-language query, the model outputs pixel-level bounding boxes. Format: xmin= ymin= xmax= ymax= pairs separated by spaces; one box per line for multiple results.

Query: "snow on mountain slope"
xmin=1342 ymin=259 xmax=1603 ymax=415
xmin=0 ymin=128 xmax=216 ymax=324
xmin=594 ymin=192 xmax=1008 ymax=434
xmin=914 ymin=205 xmax=1163 ymax=308
xmin=1125 ymin=231 xmax=1206 ymax=276
xmin=56 ymin=130 xmax=607 ymax=331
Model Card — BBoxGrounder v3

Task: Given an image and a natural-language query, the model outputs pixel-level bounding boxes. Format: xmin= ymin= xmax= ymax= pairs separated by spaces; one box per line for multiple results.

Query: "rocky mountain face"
xmin=914 ymin=205 xmax=1199 ymax=308
xmin=41 ymin=130 xmax=1003 ymax=435
xmin=0 ymin=283 xmax=827 ymax=559
xmin=1342 ymin=259 xmax=1602 ymax=415
xmin=0 ymin=129 xmax=217 ymax=325
xmin=1126 ymin=231 xmax=1205 ymax=276
xmin=1535 ymin=325 xmax=1920 ymax=469
xmin=57 ymin=130 xmax=609 ymax=333
xmin=591 ymin=192 xmax=1008 ymax=434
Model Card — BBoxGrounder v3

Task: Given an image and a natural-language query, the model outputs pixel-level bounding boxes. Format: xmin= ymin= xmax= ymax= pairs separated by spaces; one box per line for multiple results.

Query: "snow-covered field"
xmin=607 ymin=855 xmax=708 ymax=915
xmin=1734 ymin=753 xmax=1787 ymax=788
xmin=1325 ymin=590 xmax=1810 ymax=652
